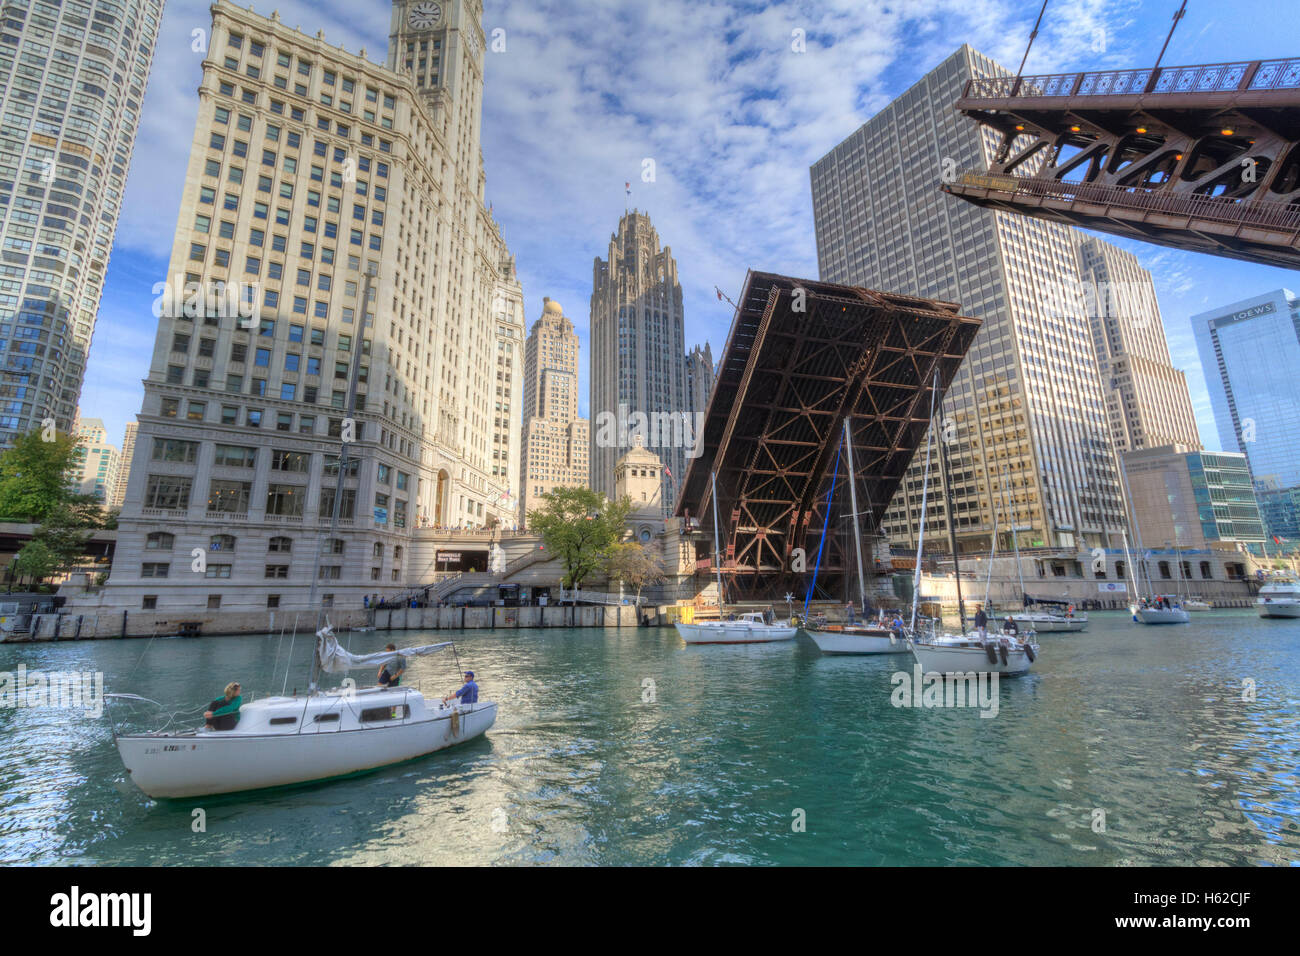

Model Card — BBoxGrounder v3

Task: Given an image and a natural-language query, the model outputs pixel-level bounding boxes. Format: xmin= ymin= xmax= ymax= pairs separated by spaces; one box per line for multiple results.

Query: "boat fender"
xmin=447 ymin=708 xmax=461 ymax=739
xmin=998 ymin=642 xmax=1009 ymax=666
xmin=984 ymin=642 xmax=997 ymax=665
xmin=1024 ymin=643 xmax=1036 ymax=663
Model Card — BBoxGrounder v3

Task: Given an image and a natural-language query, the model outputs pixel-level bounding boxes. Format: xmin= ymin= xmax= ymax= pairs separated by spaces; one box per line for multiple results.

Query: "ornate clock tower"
xmin=387 ymin=0 xmax=483 ymax=100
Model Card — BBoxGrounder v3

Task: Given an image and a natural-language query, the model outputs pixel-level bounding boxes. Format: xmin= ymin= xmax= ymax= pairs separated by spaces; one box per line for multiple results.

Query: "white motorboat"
xmin=110 ymin=682 xmax=496 ymax=799
xmin=676 ymin=611 xmax=798 ymax=644
xmin=909 ymin=630 xmax=1039 ymax=676
xmin=1133 ymin=604 xmax=1190 ymax=625
xmin=1257 ymin=580 xmax=1300 ymax=619
xmin=1183 ymin=598 xmax=1213 ymax=612
xmin=803 ymin=621 xmax=909 ymax=655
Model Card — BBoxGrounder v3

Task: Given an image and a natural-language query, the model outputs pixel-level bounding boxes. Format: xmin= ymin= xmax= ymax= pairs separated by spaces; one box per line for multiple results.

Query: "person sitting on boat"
xmin=974 ymin=607 xmax=988 ymax=639
xmin=1002 ymin=616 xmax=1019 ymax=637
xmin=204 ymin=682 xmax=242 ymax=731
xmin=443 ymin=670 xmax=478 ymax=706
xmin=378 ymin=644 xmax=407 ymax=687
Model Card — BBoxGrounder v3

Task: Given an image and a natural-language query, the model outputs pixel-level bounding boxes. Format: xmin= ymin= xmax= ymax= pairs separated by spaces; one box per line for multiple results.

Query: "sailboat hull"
xmin=803 ymin=625 xmax=910 ymax=654
xmin=1134 ymin=608 xmax=1190 ymax=625
xmin=675 ymin=621 xmax=797 ymax=644
xmin=909 ymin=637 xmax=1038 ymax=675
xmin=116 ymin=698 xmax=497 ymax=799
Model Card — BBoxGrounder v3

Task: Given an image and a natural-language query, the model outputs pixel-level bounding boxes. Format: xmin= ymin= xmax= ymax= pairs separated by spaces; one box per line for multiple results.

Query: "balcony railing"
xmin=964 ymin=57 xmax=1300 ymax=100
xmin=950 ymin=172 xmax=1300 ymax=233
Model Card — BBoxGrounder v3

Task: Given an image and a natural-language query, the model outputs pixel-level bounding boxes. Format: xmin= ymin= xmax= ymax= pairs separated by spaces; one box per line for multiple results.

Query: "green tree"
xmin=11 ymin=539 xmax=56 ymax=588
xmin=605 ymin=541 xmax=666 ymax=604
xmin=0 ymin=429 xmax=80 ymax=523
xmin=527 ymin=487 xmax=633 ymax=590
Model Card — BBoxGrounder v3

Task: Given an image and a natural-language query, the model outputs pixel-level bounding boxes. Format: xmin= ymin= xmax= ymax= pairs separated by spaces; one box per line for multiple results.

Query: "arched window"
xmin=268 ymin=536 xmax=292 ymax=553
xmin=1158 ymin=560 xmax=1171 ymax=579
xmin=1115 ymin=560 xmax=1126 ymax=581
xmin=145 ymin=532 xmax=174 ymax=550
xmin=1200 ymin=561 xmax=1212 ymax=580
xmin=210 ymin=534 xmax=236 ymax=552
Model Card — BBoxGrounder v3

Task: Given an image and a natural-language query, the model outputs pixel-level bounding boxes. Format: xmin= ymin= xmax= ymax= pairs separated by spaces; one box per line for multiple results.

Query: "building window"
xmin=145 ymin=532 xmax=175 ymax=550
xmin=144 ymin=476 xmax=192 ymax=510
xmin=208 ymin=480 xmax=252 ymax=514
xmin=207 ymin=595 xmax=223 ymax=610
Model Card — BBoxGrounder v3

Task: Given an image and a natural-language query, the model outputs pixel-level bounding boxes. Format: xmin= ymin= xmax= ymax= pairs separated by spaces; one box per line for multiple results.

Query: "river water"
xmin=1 ymin=610 xmax=1297 ymax=866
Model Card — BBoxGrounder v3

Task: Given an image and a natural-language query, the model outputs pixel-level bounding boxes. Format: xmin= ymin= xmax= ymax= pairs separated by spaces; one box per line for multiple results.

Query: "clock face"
xmin=408 ymin=2 xmax=442 ymax=29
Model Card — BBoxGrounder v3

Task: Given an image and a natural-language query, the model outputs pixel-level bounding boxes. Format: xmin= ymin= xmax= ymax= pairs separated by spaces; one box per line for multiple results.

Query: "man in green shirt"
xmin=204 ymin=682 xmax=242 ymax=731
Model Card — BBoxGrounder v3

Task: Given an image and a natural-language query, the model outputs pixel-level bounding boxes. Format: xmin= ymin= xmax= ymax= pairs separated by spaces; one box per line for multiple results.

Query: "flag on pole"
xmin=664 ymin=465 xmax=673 ymax=479
xmin=625 ymin=181 xmax=631 ymax=197
xmin=1274 ymin=535 xmax=1288 ymax=544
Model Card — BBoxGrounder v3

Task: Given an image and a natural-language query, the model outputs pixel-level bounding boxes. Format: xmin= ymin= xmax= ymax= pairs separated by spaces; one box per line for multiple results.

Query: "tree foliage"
xmin=605 ymin=541 xmax=666 ymax=602
xmin=527 ymin=486 xmax=633 ymax=589
xmin=11 ymin=539 xmax=56 ymax=586
xmin=0 ymin=429 xmax=80 ymax=523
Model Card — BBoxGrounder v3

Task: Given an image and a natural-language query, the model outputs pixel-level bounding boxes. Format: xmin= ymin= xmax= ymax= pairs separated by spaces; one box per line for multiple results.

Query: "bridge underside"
xmin=944 ymin=60 xmax=1300 ymax=269
xmin=675 ymin=271 xmax=980 ymax=602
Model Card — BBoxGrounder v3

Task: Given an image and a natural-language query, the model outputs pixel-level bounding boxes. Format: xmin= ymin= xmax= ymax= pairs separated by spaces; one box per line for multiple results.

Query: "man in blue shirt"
xmin=444 ymin=670 xmax=478 ymax=705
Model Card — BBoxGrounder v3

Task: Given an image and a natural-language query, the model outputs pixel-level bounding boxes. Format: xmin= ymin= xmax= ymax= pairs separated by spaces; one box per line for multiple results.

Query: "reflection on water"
xmin=0 ymin=611 xmax=1297 ymax=865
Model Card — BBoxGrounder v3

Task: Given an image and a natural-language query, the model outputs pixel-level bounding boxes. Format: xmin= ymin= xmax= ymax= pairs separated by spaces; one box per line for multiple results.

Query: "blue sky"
xmin=82 ymin=0 xmax=1298 ymax=451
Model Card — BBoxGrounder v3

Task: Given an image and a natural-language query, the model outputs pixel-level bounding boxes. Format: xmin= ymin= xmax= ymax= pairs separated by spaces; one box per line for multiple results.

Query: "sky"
xmin=80 ymin=0 xmax=1299 ymax=452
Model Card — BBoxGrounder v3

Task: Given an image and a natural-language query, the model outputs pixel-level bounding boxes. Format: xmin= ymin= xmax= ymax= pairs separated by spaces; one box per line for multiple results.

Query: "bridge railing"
xmin=950 ymin=172 xmax=1300 ymax=232
xmin=963 ymin=57 xmax=1300 ymax=100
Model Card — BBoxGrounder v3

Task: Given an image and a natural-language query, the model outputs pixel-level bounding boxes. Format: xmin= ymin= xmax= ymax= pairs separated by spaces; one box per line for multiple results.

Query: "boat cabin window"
xmin=314 ymin=713 xmax=340 ymax=723
xmin=360 ymin=704 xmax=410 ymax=722
xmin=269 ymin=716 xmax=298 ymax=726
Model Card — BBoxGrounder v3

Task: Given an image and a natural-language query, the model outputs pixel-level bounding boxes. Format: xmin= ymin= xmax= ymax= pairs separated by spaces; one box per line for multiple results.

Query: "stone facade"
xmin=70 ymin=0 xmax=522 ymax=616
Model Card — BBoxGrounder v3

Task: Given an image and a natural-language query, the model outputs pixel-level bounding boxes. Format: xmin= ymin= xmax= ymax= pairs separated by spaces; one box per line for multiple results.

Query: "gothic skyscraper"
xmin=589 ymin=211 xmax=688 ymax=512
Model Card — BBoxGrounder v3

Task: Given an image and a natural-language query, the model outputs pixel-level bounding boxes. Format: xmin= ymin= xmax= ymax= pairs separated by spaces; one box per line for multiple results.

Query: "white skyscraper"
xmin=90 ymin=0 xmax=524 ymax=613
xmin=0 ymin=0 xmax=164 ymax=445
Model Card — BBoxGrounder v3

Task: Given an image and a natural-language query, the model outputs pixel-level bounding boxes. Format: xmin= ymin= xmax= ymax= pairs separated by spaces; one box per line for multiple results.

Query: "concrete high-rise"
xmin=110 ymin=420 xmax=138 ymax=510
xmin=70 ymin=415 xmax=119 ymax=504
xmin=90 ymin=0 xmax=523 ymax=613
xmin=1074 ymin=235 xmax=1201 ymax=454
xmin=520 ymin=297 xmax=588 ymax=524
xmin=589 ymin=211 xmax=688 ymax=513
xmin=0 ymin=0 xmax=164 ymax=445
xmin=811 ymin=45 xmax=1128 ymax=553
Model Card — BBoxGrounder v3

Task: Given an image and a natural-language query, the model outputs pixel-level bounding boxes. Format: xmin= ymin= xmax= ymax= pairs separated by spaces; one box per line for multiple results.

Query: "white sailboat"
xmin=803 ymin=419 xmax=909 ymax=655
xmin=675 ymin=471 xmax=797 ymax=644
xmin=109 ymin=267 xmax=497 ymax=799
xmin=905 ymin=372 xmax=1039 ymax=675
xmin=1118 ymin=457 xmax=1189 ymax=626
xmin=109 ymin=629 xmax=496 ymax=799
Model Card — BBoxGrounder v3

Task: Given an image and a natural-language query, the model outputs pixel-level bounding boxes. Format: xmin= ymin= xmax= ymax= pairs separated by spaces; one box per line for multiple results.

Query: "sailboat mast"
xmin=710 ymin=470 xmax=726 ymax=614
xmin=1001 ymin=464 xmax=1026 ymax=597
xmin=984 ymin=471 xmax=1001 ymax=609
xmin=842 ymin=418 xmax=869 ymax=615
xmin=910 ymin=370 xmax=940 ymax=633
